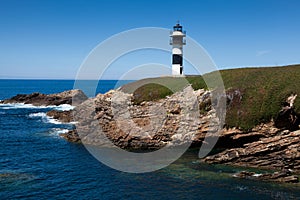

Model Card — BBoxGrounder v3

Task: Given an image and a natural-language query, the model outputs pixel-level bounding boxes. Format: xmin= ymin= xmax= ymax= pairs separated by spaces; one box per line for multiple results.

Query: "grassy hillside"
xmin=121 ymin=76 xmax=206 ymax=104
xmin=120 ymin=64 xmax=300 ymax=130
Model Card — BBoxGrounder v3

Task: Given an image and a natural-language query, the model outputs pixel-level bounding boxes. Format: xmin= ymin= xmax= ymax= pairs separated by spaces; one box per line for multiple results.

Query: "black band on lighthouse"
xmin=172 ymin=54 xmax=183 ymax=65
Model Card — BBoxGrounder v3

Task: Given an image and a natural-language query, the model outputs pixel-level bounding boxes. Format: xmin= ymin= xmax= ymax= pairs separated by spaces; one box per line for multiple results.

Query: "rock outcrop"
xmin=46 ymin=110 xmax=73 ymax=123
xmin=72 ymin=86 xmax=203 ymax=149
xmin=60 ymin=130 xmax=80 ymax=143
xmin=202 ymin=94 xmax=300 ymax=180
xmin=59 ymin=88 xmax=300 ymax=175
xmin=204 ymin=128 xmax=300 ymax=172
xmin=0 ymin=89 xmax=87 ymax=143
xmin=1 ymin=89 xmax=88 ymax=106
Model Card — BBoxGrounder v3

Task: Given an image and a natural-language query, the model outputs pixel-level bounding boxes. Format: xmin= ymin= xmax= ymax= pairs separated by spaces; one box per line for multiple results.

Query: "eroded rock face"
xmin=62 ymin=89 xmax=300 ymax=174
xmin=204 ymin=129 xmax=300 ymax=173
xmin=1 ymin=89 xmax=88 ymax=106
xmin=72 ymin=86 xmax=204 ymax=150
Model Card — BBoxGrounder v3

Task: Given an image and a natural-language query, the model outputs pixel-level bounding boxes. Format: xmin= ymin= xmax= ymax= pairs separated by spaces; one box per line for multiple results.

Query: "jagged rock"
xmin=204 ymin=129 xmax=300 ymax=173
xmin=46 ymin=110 xmax=73 ymax=123
xmin=73 ymin=86 xmax=200 ymax=149
xmin=68 ymin=87 xmax=300 ymax=179
xmin=60 ymin=130 xmax=81 ymax=143
xmin=1 ymin=89 xmax=88 ymax=106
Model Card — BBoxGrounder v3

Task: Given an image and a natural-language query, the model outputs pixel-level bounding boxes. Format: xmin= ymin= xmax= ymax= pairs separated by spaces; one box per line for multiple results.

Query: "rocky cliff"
xmin=1 ymin=82 xmax=299 ymax=183
xmin=72 ymin=86 xmax=203 ymax=149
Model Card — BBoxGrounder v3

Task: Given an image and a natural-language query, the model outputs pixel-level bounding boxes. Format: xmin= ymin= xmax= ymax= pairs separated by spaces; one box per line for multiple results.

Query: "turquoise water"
xmin=0 ymin=80 xmax=299 ymax=199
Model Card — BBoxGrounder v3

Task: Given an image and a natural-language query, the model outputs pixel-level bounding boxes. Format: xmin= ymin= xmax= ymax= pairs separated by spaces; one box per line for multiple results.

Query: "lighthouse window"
xmin=172 ymin=54 xmax=182 ymax=65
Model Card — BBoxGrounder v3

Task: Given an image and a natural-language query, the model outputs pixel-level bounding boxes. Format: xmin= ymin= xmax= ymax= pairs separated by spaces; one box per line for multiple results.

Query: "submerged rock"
xmin=234 ymin=170 xmax=299 ymax=183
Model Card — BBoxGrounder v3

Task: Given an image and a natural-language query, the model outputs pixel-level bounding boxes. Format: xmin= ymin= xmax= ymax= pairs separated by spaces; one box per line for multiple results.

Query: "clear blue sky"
xmin=0 ymin=0 xmax=299 ymax=79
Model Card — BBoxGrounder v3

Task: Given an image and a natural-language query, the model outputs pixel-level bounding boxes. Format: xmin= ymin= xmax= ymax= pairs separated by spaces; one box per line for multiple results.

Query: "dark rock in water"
xmin=47 ymin=110 xmax=73 ymax=123
xmin=1 ymin=89 xmax=88 ymax=106
xmin=60 ymin=130 xmax=81 ymax=143
xmin=234 ymin=170 xmax=299 ymax=183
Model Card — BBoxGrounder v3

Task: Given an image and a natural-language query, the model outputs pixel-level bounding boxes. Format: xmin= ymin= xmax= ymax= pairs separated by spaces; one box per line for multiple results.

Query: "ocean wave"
xmin=0 ymin=103 xmax=74 ymax=111
xmin=0 ymin=103 xmax=47 ymax=109
xmin=28 ymin=112 xmax=70 ymax=124
xmin=29 ymin=112 xmax=77 ymax=124
xmin=53 ymin=104 xmax=74 ymax=111
xmin=48 ymin=128 xmax=70 ymax=137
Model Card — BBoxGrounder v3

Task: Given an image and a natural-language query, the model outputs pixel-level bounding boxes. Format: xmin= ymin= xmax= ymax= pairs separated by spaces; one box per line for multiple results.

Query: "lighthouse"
xmin=170 ymin=22 xmax=186 ymax=76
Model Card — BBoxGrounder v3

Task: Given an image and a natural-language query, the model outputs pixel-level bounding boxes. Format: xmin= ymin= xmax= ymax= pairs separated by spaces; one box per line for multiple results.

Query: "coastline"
xmin=1 ymin=71 xmax=300 ymax=184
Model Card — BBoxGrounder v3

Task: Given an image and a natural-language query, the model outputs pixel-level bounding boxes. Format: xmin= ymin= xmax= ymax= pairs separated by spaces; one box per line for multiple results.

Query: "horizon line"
xmin=1 ymin=63 xmax=299 ymax=80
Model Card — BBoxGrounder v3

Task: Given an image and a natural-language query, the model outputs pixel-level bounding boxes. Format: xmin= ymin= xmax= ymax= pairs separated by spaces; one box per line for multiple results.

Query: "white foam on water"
xmin=29 ymin=112 xmax=57 ymax=124
xmin=48 ymin=128 xmax=70 ymax=137
xmin=235 ymin=185 xmax=248 ymax=191
xmin=29 ymin=112 xmax=47 ymax=118
xmin=0 ymin=103 xmax=47 ymax=109
xmin=47 ymin=117 xmax=63 ymax=124
xmin=29 ymin=112 xmax=77 ymax=124
xmin=29 ymin=112 xmax=61 ymax=124
xmin=0 ymin=103 xmax=74 ymax=111
xmin=252 ymin=173 xmax=262 ymax=177
xmin=53 ymin=104 xmax=75 ymax=111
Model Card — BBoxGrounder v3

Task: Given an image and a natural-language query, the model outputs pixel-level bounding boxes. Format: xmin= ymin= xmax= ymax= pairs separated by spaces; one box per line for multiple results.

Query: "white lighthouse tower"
xmin=170 ymin=22 xmax=186 ymax=76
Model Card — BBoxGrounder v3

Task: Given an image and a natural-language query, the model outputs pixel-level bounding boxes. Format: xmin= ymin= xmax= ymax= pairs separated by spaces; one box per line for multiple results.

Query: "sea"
xmin=0 ymin=79 xmax=299 ymax=199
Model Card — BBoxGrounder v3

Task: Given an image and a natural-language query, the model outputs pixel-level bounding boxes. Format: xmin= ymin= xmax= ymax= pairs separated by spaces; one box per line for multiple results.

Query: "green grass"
xmin=120 ymin=64 xmax=300 ymax=130
xmin=216 ymin=65 xmax=300 ymax=129
xmin=121 ymin=76 xmax=206 ymax=104
xmin=132 ymin=83 xmax=174 ymax=104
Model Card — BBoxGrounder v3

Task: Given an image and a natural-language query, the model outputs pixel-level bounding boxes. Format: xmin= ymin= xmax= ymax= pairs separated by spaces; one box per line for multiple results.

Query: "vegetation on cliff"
xmin=121 ymin=64 xmax=300 ymax=130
